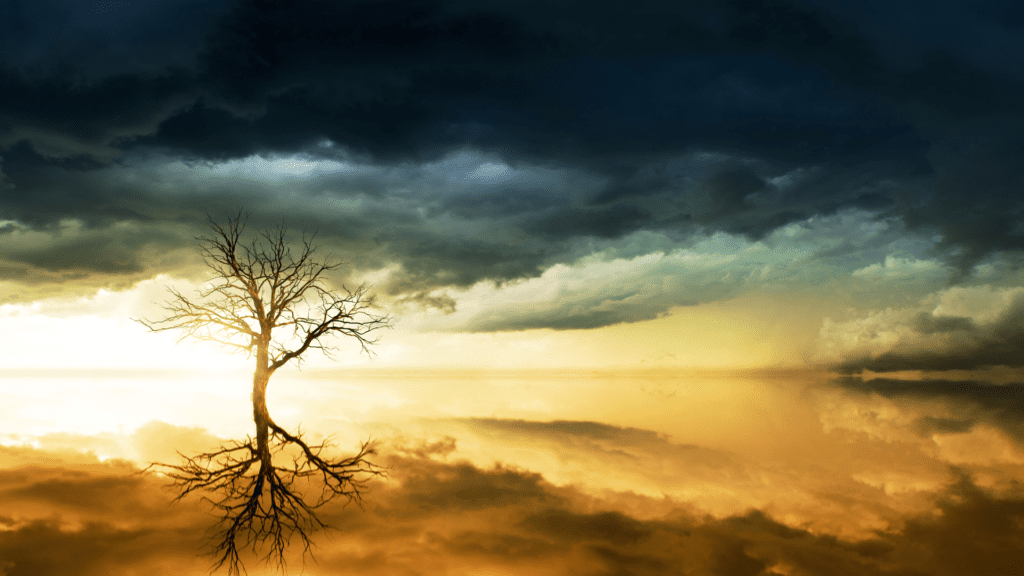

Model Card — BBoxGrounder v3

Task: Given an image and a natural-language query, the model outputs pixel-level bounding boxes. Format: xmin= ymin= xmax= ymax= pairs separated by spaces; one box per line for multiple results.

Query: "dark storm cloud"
xmin=0 ymin=215 xmax=193 ymax=299
xmin=1 ymin=0 xmax=1023 ymax=327
xmin=0 ymin=64 xmax=196 ymax=167
xmin=8 ymin=234 xmax=145 ymax=274
xmin=0 ymin=0 xmax=229 ymax=75
xmin=901 ymin=123 xmax=1024 ymax=275
xmin=374 ymin=226 xmax=553 ymax=292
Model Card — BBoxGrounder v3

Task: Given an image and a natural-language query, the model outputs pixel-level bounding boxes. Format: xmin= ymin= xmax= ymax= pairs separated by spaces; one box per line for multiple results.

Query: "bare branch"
xmin=270 ymin=284 xmax=390 ymax=373
xmin=138 ymin=214 xmax=391 ymax=574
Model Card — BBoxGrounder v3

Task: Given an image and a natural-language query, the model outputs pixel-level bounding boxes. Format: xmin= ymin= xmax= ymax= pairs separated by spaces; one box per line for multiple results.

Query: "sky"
xmin=1 ymin=0 xmax=1023 ymax=574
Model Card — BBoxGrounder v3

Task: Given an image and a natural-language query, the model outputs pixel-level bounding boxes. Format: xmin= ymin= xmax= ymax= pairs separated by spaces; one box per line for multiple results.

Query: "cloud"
xmin=306 ymin=437 xmax=1024 ymax=576
xmin=0 ymin=446 xmax=208 ymax=576
xmin=0 ymin=0 xmax=228 ymax=75
xmin=832 ymin=376 xmax=1024 ymax=444
xmin=0 ymin=518 xmax=205 ymax=576
xmin=851 ymin=255 xmax=946 ymax=282
xmin=0 ymin=69 xmax=196 ymax=163
xmin=3 ymin=413 xmax=1024 ymax=575
xmin=377 ymin=412 xmax=960 ymax=539
xmin=0 ymin=145 xmax=947 ymax=333
xmin=0 ymin=0 xmax=1020 ymax=347
xmin=447 ymin=417 xmax=745 ymax=498
xmin=0 ymin=219 xmax=191 ymax=275
xmin=0 ymin=0 xmax=1019 ymax=299
xmin=394 ymin=210 xmax=945 ymax=331
xmin=823 ymin=286 xmax=1024 ymax=373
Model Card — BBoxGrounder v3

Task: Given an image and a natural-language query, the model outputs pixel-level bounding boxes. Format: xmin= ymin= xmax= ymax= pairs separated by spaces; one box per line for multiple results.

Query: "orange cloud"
xmin=2 ymin=425 xmax=1023 ymax=576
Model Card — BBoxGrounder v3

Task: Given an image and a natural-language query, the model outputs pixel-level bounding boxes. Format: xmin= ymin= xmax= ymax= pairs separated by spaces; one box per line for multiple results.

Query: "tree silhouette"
xmin=138 ymin=214 xmax=390 ymax=574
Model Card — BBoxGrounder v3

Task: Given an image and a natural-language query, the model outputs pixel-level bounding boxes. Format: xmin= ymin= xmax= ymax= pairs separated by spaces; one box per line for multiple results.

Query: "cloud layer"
xmin=3 ymin=413 xmax=1024 ymax=576
xmin=820 ymin=285 xmax=1024 ymax=373
xmin=1 ymin=0 xmax=1022 ymax=341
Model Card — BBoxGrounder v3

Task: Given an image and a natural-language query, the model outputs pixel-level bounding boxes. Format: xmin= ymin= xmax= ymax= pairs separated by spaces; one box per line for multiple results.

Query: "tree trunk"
xmin=252 ymin=340 xmax=272 ymax=468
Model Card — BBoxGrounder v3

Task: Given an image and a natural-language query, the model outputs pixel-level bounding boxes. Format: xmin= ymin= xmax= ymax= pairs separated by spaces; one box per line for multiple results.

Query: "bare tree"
xmin=137 ymin=214 xmax=390 ymax=574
